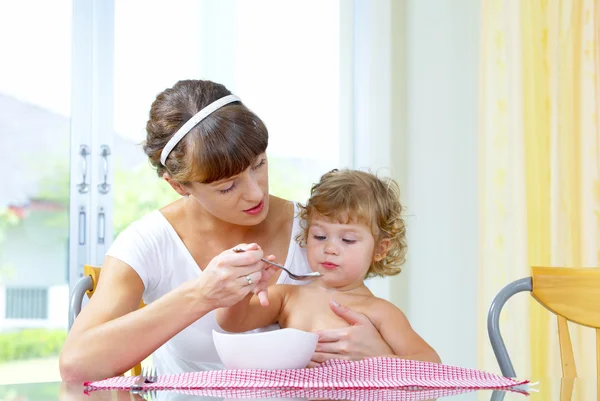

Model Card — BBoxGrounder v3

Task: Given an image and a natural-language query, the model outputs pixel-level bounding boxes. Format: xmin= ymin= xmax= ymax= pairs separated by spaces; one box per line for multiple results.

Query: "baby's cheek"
xmin=305 ymin=244 xmax=318 ymax=260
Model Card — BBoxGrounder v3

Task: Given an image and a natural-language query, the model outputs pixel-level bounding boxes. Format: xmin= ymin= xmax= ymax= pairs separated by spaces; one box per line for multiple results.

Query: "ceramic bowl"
xmin=213 ymin=328 xmax=318 ymax=370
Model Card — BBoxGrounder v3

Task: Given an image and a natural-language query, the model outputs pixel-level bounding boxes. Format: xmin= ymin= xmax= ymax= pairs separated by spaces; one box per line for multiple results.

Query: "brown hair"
xmin=143 ymin=80 xmax=268 ymax=184
xmin=297 ymin=169 xmax=407 ymax=278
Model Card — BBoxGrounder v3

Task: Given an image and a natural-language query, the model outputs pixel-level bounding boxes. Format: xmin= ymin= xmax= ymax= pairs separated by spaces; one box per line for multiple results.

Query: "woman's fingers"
xmin=220 ymin=243 xmax=264 ymax=267
xmin=314 ymin=303 xmax=393 ymax=359
xmin=237 ymin=270 xmax=262 ymax=287
xmin=221 ymin=254 xmax=263 ymax=269
xmin=241 ymin=243 xmax=260 ymax=251
xmin=315 ymin=340 xmax=348 ymax=354
xmin=200 ymin=243 xmax=284 ymax=308
xmin=313 ymin=328 xmax=346 ymax=343
xmin=231 ymin=243 xmax=260 ymax=252
xmin=231 ymin=265 xmax=265 ymax=279
xmin=310 ymin=352 xmax=351 ymax=364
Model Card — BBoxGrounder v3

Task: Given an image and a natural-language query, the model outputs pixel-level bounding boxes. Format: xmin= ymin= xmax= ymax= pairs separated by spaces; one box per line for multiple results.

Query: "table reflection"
xmin=5 ymin=378 xmax=598 ymax=401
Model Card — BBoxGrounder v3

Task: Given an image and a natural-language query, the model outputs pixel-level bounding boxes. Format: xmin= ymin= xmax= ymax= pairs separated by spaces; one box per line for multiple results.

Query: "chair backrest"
xmin=83 ymin=265 xmax=146 ymax=309
xmin=74 ymin=265 xmax=145 ymax=376
xmin=530 ymin=266 xmax=600 ymax=378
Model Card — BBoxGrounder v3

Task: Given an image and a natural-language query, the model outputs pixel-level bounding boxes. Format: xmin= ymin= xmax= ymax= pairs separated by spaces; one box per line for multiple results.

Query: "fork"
xmin=232 ymin=248 xmax=322 ymax=281
xmin=131 ymin=366 xmax=158 ymax=395
xmin=140 ymin=390 xmax=157 ymax=401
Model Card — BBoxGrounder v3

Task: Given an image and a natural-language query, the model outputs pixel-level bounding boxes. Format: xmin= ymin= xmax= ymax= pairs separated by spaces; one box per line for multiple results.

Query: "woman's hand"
xmin=196 ymin=243 xmax=269 ymax=309
xmin=308 ymin=300 xmax=393 ymax=367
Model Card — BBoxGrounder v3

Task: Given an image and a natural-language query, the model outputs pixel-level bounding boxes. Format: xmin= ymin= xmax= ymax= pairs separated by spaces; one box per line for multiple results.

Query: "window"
xmin=0 ymin=0 xmax=352 ymax=384
xmin=111 ymin=1 xmax=345 ymax=238
xmin=0 ymin=0 xmax=71 ymax=384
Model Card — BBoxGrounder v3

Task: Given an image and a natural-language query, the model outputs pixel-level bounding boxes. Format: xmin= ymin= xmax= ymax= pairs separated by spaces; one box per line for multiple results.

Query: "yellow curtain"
xmin=479 ymin=0 xmax=600 ymax=392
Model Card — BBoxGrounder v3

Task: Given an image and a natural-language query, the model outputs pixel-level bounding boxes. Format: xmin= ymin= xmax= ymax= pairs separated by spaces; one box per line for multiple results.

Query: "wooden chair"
xmin=488 ymin=266 xmax=600 ymax=377
xmin=69 ymin=264 xmax=145 ymax=376
xmin=487 ymin=267 xmax=600 ymax=399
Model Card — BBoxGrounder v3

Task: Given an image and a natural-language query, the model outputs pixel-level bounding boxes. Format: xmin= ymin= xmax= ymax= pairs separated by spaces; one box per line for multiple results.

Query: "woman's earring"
xmin=184 ymin=194 xmax=189 ymax=198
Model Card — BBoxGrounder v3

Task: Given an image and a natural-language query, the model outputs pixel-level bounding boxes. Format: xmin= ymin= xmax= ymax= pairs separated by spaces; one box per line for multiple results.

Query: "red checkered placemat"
xmin=84 ymin=357 xmax=528 ymax=391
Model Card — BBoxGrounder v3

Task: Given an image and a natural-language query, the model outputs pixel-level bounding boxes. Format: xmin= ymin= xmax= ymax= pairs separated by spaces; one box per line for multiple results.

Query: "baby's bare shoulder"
xmin=362 ymin=297 xmax=408 ymax=327
xmin=275 ymin=284 xmax=300 ymax=294
xmin=273 ymin=284 xmax=306 ymax=304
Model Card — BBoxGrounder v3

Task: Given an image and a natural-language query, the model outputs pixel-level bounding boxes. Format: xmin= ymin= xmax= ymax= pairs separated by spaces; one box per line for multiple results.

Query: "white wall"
xmin=404 ymin=0 xmax=481 ymax=368
xmin=350 ymin=0 xmax=397 ymax=302
xmin=351 ymin=0 xmax=481 ymax=369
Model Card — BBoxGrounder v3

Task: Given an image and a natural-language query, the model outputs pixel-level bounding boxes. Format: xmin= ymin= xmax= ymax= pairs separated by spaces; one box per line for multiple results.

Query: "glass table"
xmin=0 ymin=378 xmax=596 ymax=401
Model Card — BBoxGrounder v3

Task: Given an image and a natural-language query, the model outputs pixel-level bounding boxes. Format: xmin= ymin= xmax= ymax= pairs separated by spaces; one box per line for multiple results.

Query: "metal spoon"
xmin=232 ymin=247 xmax=322 ymax=281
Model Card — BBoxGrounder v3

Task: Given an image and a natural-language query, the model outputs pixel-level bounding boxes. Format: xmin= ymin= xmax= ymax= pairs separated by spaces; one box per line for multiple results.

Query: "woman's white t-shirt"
xmin=106 ymin=203 xmax=311 ymax=374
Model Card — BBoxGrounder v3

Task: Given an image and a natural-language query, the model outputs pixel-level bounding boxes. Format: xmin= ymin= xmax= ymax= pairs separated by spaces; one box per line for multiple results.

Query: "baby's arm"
xmin=369 ymin=299 xmax=441 ymax=363
xmin=216 ymin=285 xmax=288 ymax=332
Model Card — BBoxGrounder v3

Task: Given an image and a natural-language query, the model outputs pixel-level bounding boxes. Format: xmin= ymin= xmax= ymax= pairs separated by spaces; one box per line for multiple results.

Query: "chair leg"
xmin=557 ymin=316 xmax=577 ymax=377
xmin=487 ymin=277 xmax=532 ymax=378
xmin=596 ymin=329 xmax=600 ymax=401
xmin=559 ymin=377 xmax=575 ymax=401
xmin=490 ymin=390 xmax=507 ymax=401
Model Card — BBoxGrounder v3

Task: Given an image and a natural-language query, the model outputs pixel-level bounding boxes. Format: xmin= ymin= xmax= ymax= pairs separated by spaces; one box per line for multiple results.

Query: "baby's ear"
xmin=374 ymin=238 xmax=391 ymax=262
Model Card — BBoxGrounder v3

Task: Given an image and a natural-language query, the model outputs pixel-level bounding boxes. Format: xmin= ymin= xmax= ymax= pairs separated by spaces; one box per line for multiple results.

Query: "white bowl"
xmin=213 ymin=328 xmax=318 ymax=370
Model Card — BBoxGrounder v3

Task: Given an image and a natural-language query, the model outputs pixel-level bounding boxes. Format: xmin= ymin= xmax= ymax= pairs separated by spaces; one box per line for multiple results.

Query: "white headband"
xmin=160 ymin=94 xmax=241 ymax=166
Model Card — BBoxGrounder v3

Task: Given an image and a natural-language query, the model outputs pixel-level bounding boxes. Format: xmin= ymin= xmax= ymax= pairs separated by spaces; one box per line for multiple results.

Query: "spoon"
xmin=232 ymin=247 xmax=322 ymax=281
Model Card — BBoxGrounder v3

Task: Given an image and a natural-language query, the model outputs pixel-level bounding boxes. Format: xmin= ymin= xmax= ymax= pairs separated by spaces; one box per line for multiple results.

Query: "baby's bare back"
xmin=277 ymin=284 xmax=379 ymax=332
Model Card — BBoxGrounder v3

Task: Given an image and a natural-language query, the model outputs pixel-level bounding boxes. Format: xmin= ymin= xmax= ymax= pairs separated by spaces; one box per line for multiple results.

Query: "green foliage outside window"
xmin=0 ymin=329 xmax=66 ymax=362
xmin=32 ymin=155 xmax=314 ymax=238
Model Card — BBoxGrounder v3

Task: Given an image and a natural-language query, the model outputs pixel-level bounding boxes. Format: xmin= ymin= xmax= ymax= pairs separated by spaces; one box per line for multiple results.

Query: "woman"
xmin=59 ymin=80 xmax=394 ymax=381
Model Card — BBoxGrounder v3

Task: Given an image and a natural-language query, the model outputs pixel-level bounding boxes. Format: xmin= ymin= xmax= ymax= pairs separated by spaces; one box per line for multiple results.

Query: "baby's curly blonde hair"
xmin=296 ymin=169 xmax=407 ymax=278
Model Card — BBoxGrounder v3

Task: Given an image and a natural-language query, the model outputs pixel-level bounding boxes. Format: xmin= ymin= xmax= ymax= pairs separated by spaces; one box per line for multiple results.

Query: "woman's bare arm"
xmin=60 ymin=246 xmax=267 ymax=381
xmin=60 ymin=257 xmax=214 ymax=381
